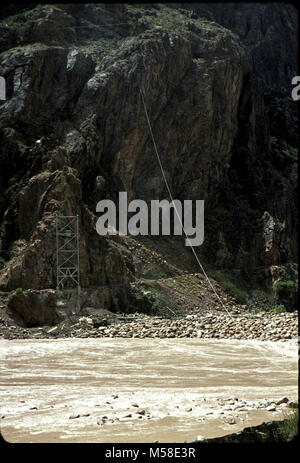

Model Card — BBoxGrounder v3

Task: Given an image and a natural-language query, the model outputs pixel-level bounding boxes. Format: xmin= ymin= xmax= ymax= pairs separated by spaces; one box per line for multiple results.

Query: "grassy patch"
xmin=125 ymin=4 xmax=189 ymax=31
xmin=277 ymin=410 xmax=298 ymax=442
xmin=125 ymin=4 xmax=213 ymax=34
xmin=274 ymin=280 xmax=295 ymax=297
xmin=148 ymin=263 xmax=167 ymax=279
xmin=79 ymin=34 xmax=118 ymax=53
xmin=271 ymin=304 xmax=286 ymax=313
xmin=274 ymin=280 xmax=297 ymax=311
xmin=220 ymin=281 xmax=247 ymax=304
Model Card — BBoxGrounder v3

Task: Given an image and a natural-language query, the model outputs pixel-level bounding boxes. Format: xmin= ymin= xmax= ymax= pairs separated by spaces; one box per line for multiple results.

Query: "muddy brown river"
xmin=0 ymin=338 xmax=298 ymax=443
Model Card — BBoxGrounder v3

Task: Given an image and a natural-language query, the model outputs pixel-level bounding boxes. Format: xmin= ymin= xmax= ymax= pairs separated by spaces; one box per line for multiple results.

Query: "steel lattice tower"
xmin=55 ymin=215 xmax=80 ymax=290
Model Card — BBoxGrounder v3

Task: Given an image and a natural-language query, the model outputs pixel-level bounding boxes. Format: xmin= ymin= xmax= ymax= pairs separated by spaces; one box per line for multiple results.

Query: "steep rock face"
xmin=0 ymin=44 xmax=94 ymax=125
xmin=181 ymin=3 xmax=297 ymax=92
xmin=70 ymin=25 xmax=247 ymax=206
xmin=0 ymin=4 xmax=297 ymax=310
xmin=0 ymin=166 xmax=133 ymax=295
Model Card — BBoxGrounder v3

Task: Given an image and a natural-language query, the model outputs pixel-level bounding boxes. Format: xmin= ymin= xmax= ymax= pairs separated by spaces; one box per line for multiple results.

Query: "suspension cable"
xmin=139 ymin=87 xmax=234 ymax=317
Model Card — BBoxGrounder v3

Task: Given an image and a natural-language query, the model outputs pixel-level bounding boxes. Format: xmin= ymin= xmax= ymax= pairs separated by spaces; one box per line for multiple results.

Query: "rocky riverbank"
xmin=191 ymin=415 xmax=298 ymax=443
xmin=0 ymin=310 xmax=297 ymax=341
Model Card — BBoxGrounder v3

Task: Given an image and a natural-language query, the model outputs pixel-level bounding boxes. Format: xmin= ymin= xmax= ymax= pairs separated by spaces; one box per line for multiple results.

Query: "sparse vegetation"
xmin=125 ymin=3 xmax=216 ymax=34
xmin=271 ymin=304 xmax=286 ymax=313
xmin=251 ymin=307 xmax=261 ymax=314
xmin=220 ymin=281 xmax=247 ymax=304
xmin=277 ymin=410 xmax=298 ymax=442
xmin=275 ymin=280 xmax=295 ymax=297
xmin=149 ymin=263 xmax=167 ymax=279
xmin=274 ymin=280 xmax=296 ymax=312
xmin=126 ymin=4 xmax=189 ymax=31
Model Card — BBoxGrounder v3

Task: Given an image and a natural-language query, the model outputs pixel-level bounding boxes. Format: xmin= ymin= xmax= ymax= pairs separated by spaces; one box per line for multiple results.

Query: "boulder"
xmin=7 ymin=289 xmax=59 ymax=327
xmin=81 ymin=306 xmax=118 ymax=328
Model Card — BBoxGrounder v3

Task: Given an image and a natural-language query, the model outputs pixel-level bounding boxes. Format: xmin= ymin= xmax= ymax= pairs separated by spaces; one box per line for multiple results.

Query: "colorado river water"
xmin=0 ymin=338 xmax=298 ymax=443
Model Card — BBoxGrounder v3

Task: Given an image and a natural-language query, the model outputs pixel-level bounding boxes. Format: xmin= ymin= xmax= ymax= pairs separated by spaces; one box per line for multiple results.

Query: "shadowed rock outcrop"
xmin=191 ymin=418 xmax=297 ymax=443
xmin=7 ymin=289 xmax=59 ymax=327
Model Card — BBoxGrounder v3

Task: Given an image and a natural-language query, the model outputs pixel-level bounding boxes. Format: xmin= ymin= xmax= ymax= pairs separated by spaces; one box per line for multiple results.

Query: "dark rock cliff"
xmin=0 ymin=4 xmax=298 ymax=313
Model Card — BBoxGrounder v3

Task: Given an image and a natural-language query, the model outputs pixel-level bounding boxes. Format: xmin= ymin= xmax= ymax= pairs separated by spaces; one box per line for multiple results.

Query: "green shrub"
xmin=220 ymin=281 xmax=247 ymax=304
xmin=15 ymin=288 xmax=23 ymax=294
xmin=275 ymin=280 xmax=295 ymax=297
xmin=277 ymin=410 xmax=298 ymax=442
xmin=271 ymin=305 xmax=286 ymax=313
xmin=274 ymin=280 xmax=296 ymax=312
